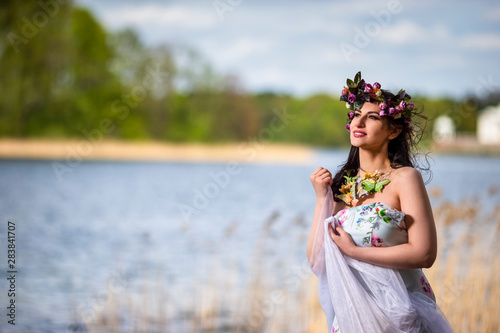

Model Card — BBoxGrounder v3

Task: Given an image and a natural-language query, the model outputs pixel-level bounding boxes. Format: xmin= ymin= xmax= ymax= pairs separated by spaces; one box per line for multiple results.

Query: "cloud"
xmin=484 ymin=7 xmax=500 ymax=21
xmin=460 ymin=34 xmax=500 ymax=50
xmin=379 ymin=20 xmax=450 ymax=44
xmin=101 ymin=4 xmax=218 ymax=30
xmin=75 ymin=0 xmax=500 ymax=98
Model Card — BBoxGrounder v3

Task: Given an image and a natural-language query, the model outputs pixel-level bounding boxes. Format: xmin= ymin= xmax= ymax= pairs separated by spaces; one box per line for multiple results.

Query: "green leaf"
xmin=375 ymin=179 xmax=390 ymax=192
xmin=354 ymin=100 xmax=364 ymax=110
xmin=361 ymin=179 xmax=375 ymax=192
xmin=347 ymin=79 xmax=356 ymax=88
xmin=383 ymin=217 xmax=391 ymax=223
xmin=354 ymin=72 xmax=361 ymax=85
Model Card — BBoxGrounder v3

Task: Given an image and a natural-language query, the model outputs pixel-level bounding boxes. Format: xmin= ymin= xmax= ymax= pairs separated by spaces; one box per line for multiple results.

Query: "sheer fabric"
xmin=309 ymin=187 xmax=453 ymax=333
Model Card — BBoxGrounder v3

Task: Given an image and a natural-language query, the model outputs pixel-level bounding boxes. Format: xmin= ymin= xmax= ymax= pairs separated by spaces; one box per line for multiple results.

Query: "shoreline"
xmin=0 ymin=138 xmax=314 ymax=165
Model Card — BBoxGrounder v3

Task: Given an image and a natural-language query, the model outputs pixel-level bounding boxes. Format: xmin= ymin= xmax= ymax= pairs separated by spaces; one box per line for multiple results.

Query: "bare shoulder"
xmin=390 ymin=167 xmax=429 ymax=207
xmin=391 ymin=166 xmax=423 ymax=184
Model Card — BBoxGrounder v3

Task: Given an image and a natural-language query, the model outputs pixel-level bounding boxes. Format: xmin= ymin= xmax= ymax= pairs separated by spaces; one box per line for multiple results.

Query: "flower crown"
xmin=340 ymin=72 xmax=415 ymax=131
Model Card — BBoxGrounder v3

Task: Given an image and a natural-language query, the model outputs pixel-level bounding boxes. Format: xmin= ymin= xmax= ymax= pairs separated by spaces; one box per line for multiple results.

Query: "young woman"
xmin=307 ymin=72 xmax=453 ymax=332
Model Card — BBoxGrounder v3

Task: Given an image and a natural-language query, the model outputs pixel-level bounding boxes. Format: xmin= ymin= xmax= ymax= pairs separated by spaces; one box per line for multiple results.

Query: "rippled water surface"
xmin=0 ymin=151 xmax=499 ymax=331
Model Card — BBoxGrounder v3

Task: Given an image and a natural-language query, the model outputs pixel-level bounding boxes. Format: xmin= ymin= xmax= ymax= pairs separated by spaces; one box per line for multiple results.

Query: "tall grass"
xmin=77 ymin=188 xmax=500 ymax=332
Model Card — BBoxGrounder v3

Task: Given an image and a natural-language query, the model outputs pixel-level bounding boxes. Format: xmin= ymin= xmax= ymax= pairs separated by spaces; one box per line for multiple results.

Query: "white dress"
xmin=309 ymin=188 xmax=453 ymax=333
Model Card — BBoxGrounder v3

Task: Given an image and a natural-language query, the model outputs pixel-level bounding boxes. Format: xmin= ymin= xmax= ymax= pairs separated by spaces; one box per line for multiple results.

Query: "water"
xmin=0 ymin=150 xmax=499 ymax=331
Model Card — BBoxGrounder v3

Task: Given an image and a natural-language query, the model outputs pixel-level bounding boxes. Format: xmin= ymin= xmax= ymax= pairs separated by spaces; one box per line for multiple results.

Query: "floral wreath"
xmin=340 ymin=72 xmax=417 ymax=132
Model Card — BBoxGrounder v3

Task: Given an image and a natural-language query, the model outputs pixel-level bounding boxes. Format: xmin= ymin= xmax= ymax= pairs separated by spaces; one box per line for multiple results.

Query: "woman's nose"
xmin=355 ymin=116 xmax=366 ymax=127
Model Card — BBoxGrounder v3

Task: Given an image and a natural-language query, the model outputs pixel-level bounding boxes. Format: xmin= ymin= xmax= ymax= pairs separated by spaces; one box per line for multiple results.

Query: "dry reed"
xmin=78 ymin=189 xmax=500 ymax=333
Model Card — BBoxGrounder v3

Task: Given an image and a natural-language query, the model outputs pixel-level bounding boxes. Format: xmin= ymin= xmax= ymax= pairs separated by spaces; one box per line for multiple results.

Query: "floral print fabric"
xmin=334 ymin=202 xmax=435 ymax=300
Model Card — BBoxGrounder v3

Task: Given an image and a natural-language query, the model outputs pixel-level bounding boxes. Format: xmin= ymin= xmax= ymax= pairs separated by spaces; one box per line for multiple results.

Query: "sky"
xmin=75 ymin=0 xmax=500 ymax=99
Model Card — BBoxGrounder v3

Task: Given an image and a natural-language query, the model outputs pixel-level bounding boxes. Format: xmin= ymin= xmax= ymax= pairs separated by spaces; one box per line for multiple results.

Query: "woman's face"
xmin=350 ymin=102 xmax=398 ymax=149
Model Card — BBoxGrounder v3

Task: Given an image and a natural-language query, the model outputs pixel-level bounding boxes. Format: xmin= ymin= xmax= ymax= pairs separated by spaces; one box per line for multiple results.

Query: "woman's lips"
xmin=352 ymin=131 xmax=366 ymax=138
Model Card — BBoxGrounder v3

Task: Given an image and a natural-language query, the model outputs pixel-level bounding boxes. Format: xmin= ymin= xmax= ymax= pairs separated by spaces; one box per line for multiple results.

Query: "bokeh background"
xmin=0 ymin=0 xmax=499 ymax=332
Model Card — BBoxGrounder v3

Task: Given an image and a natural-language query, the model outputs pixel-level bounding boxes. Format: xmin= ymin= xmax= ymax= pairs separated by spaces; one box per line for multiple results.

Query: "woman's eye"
xmin=354 ymin=113 xmax=361 ymax=117
xmin=369 ymin=116 xmax=379 ymax=120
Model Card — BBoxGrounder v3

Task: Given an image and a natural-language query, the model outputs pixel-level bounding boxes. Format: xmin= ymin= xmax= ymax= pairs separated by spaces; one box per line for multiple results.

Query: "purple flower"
xmin=348 ymin=111 xmax=355 ymax=120
xmin=364 ymin=83 xmax=373 ymax=92
xmin=379 ymin=102 xmax=387 ymax=110
xmin=345 ymin=123 xmax=351 ymax=132
xmin=379 ymin=110 xmax=387 ymax=116
xmin=408 ymin=103 xmax=414 ymax=109
xmin=399 ymin=100 xmax=406 ymax=109
xmin=388 ymin=107 xmax=396 ymax=115
xmin=341 ymin=88 xmax=349 ymax=96
xmin=373 ymin=82 xmax=381 ymax=89
xmin=348 ymin=94 xmax=356 ymax=103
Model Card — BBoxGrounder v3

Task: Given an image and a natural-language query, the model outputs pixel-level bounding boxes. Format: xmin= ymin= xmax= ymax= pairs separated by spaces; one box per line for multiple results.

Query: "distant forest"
xmin=1 ymin=1 xmax=498 ymax=147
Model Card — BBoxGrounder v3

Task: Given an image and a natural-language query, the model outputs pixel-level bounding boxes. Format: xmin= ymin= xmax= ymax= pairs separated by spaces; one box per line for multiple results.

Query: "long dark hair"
xmin=331 ymin=96 xmax=431 ymax=201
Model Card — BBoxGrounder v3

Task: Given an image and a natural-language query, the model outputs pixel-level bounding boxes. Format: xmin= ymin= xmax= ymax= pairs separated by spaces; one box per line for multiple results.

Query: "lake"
xmin=0 ymin=150 xmax=499 ymax=332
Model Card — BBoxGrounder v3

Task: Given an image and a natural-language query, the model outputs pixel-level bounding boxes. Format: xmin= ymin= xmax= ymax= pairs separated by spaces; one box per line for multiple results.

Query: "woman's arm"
xmin=307 ymin=167 xmax=334 ymax=263
xmin=329 ymin=167 xmax=437 ymax=269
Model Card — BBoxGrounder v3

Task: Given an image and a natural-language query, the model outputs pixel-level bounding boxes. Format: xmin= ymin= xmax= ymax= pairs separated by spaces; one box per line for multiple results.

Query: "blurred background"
xmin=0 ymin=0 xmax=499 ymax=332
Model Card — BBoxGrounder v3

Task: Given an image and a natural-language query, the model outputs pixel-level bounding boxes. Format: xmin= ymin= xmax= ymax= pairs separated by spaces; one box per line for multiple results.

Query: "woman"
xmin=307 ymin=72 xmax=453 ymax=332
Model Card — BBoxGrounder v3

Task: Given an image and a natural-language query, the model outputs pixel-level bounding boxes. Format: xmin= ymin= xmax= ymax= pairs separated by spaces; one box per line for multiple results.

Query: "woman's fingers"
xmin=311 ymin=167 xmax=332 ymax=180
xmin=328 ymin=223 xmax=340 ymax=239
xmin=311 ymin=167 xmax=333 ymax=196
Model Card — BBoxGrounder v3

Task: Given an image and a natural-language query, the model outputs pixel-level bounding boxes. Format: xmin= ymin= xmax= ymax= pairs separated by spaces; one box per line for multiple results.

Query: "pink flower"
xmin=399 ymin=100 xmax=406 ymax=109
xmin=373 ymin=82 xmax=381 ymax=89
xmin=395 ymin=105 xmax=402 ymax=111
xmin=364 ymin=83 xmax=373 ymax=92
xmin=348 ymin=94 xmax=356 ymax=103
xmin=420 ymin=276 xmax=434 ymax=298
xmin=348 ymin=111 xmax=355 ymax=120
xmin=345 ymin=123 xmax=351 ymax=132
xmin=379 ymin=102 xmax=387 ymax=110
xmin=379 ymin=110 xmax=387 ymax=116
xmin=408 ymin=103 xmax=414 ymax=109
xmin=388 ymin=107 xmax=396 ymax=115
xmin=341 ymin=88 xmax=349 ymax=96
xmin=371 ymin=232 xmax=383 ymax=247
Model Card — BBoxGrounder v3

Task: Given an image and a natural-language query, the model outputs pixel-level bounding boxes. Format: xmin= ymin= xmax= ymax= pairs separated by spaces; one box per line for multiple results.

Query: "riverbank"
xmin=0 ymin=138 xmax=314 ymax=164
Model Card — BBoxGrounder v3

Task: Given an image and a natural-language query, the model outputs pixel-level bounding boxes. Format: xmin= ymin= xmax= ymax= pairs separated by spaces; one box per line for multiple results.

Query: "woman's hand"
xmin=310 ymin=167 xmax=333 ymax=200
xmin=328 ymin=223 xmax=356 ymax=256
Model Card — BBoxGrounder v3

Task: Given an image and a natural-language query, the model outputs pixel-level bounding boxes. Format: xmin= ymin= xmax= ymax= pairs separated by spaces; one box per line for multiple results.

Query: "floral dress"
xmin=331 ymin=202 xmax=435 ymax=332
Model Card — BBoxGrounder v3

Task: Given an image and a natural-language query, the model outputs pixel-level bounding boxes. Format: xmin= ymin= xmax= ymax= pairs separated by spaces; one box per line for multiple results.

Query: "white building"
xmin=433 ymin=115 xmax=455 ymax=143
xmin=478 ymin=103 xmax=500 ymax=145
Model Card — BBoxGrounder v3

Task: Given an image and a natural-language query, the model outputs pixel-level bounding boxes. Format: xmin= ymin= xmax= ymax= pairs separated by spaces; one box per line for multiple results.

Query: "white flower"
xmin=375 ymin=90 xmax=382 ymax=97
xmin=346 ymin=103 xmax=350 ymax=109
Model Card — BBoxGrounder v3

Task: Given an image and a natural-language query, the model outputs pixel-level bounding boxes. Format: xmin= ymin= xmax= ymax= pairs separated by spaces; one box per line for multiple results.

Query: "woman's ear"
xmin=388 ymin=126 xmax=403 ymax=140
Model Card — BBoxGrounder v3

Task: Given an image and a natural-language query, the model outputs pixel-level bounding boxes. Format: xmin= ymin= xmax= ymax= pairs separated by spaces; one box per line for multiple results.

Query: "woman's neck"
xmin=358 ymin=147 xmax=391 ymax=173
